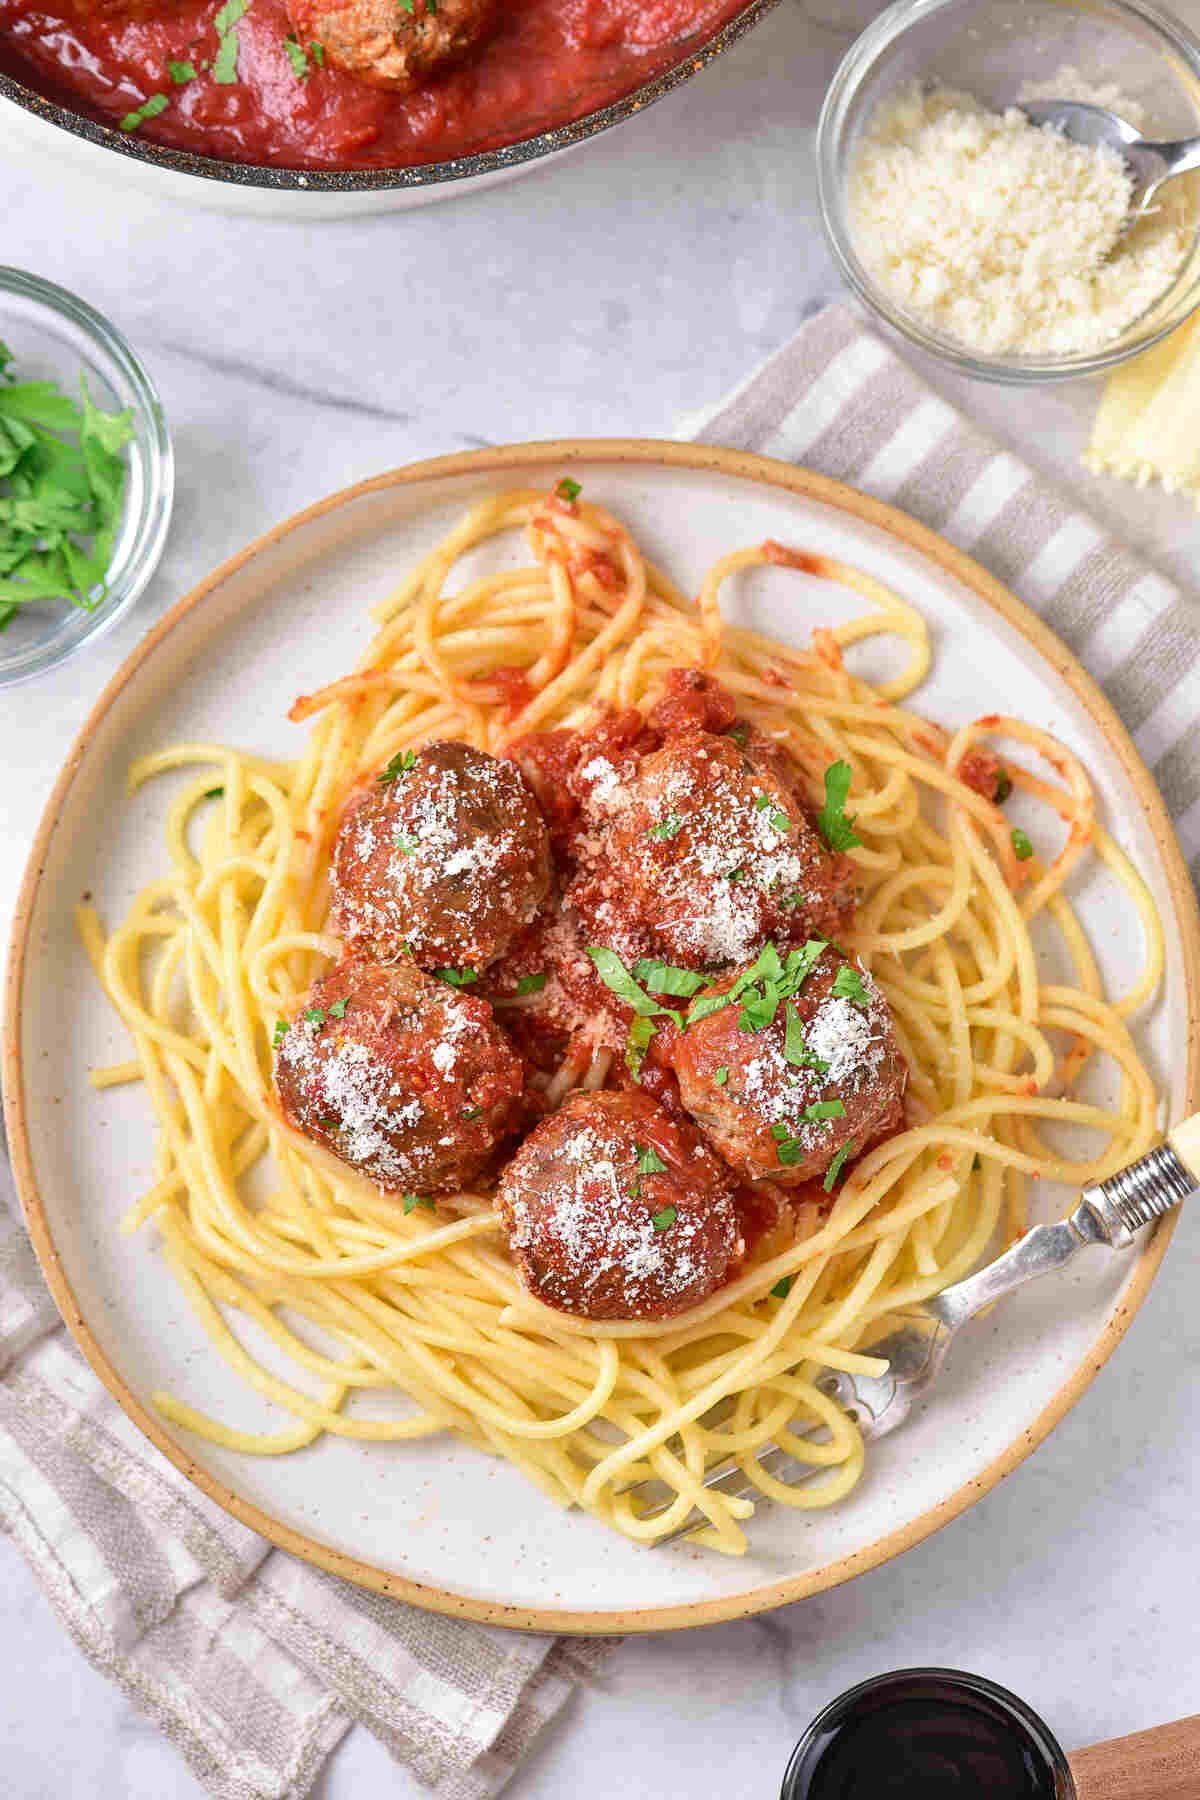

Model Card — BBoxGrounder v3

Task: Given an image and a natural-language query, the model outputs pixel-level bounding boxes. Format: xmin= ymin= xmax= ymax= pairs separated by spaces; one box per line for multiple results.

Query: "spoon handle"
xmin=1070 ymin=1713 xmax=1200 ymax=1800
xmin=1151 ymin=135 xmax=1200 ymax=185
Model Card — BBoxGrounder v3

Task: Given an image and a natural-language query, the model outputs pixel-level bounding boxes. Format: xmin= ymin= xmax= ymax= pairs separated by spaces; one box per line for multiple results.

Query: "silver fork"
xmin=640 ymin=1133 xmax=1198 ymax=1545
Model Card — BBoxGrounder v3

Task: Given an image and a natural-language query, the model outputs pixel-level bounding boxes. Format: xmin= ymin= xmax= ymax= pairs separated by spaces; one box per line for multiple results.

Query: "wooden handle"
xmin=1069 ymin=1714 xmax=1200 ymax=1800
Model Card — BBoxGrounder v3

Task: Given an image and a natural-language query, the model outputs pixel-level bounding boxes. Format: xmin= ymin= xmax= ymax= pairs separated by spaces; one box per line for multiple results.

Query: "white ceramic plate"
xmin=7 ymin=442 xmax=1198 ymax=1633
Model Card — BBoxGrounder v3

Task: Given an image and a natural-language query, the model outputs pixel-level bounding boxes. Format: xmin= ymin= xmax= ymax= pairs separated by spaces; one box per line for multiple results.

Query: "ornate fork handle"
xmin=930 ymin=1140 xmax=1197 ymax=1335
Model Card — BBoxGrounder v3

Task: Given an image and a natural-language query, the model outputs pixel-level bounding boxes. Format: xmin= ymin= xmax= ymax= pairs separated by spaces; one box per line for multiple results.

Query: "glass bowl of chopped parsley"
xmin=0 ymin=267 xmax=173 ymax=685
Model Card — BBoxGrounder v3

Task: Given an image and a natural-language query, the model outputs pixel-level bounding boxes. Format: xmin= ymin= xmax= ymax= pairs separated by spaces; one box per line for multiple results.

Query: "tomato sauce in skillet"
xmin=0 ymin=0 xmax=746 ymax=170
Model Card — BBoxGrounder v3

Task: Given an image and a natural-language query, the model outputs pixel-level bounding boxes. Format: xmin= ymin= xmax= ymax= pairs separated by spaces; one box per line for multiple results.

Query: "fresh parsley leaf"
xmin=771 ymin=1275 xmax=793 ymax=1299
xmin=203 ymin=785 xmax=224 ymax=799
xmin=310 ymin=38 xmax=325 ymax=62
xmin=783 ymin=999 xmax=829 ymax=1071
xmin=831 ymin=964 xmax=870 ymax=1008
xmin=586 ymin=947 xmax=683 ymax=1027
xmin=1012 ymin=828 xmax=1034 ymax=861
xmin=435 ymin=967 xmax=478 ymax=987
xmin=632 ymin=958 xmax=706 ymax=998
xmin=555 ymin=476 xmax=581 ymax=502
xmin=516 ymin=971 xmax=547 ymax=995
xmin=714 ymin=1065 xmax=729 ymax=1085
xmin=646 ymin=811 xmax=684 ymax=842
xmin=318 ymin=1114 xmax=339 ymax=1130
xmin=650 ymin=1205 xmax=677 ymax=1232
xmin=272 ymin=1019 xmax=288 ymax=1046
xmin=398 ymin=0 xmax=415 ymax=11
xmin=823 ymin=1142 xmax=854 ymax=1194
xmin=728 ymin=725 xmax=748 ymax=747
xmin=212 ymin=27 xmax=240 ymax=81
xmin=754 ymin=792 xmax=771 ymax=812
xmin=635 ymin=1144 xmax=668 ymax=1176
xmin=402 ymin=1193 xmax=433 ymax=1214
xmin=774 ymin=1136 xmax=805 ymax=1167
xmin=625 ymin=1013 xmax=656 ymax=1079
xmin=816 ymin=760 xmax=861 ymax=853
xmin=214 ymin=0 xmax=249 ymax=32
xmin=119 ymin=92 xmax=169 ymax=131
xmin=302 ymin=1006 xmax=326 ymax=1026
xmin=726 ymin=868 xmax=746 ymax=883
xmin=994 ymin=769 xmax=1012 ymax=804
xmin=802 ymin=1099 xmax=846 ymax=1122
xmin=328 ymin=997 xmax=349 ymax=1019
xmin=378 ymin=749 xmax=417 ymax=784
xmin=283 ymin=33 xmax=309 ymax=77
xmin=168 ymin=59 xmax=197 ymax=82
xmin=769 ymin=809 xmax=790 ymax=833
xmin=393 ymin=832 xmax=418 ymax=855
xmin=462 ymin=1105 xmax=482 ymax=1120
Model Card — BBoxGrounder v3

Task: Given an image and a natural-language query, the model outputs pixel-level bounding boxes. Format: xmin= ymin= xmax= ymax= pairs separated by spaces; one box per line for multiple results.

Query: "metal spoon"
xmin=636 ymin=1116 xmax=1200 ymax=1545
xmin=1020 ymin=99 xmax=1200 ymax=231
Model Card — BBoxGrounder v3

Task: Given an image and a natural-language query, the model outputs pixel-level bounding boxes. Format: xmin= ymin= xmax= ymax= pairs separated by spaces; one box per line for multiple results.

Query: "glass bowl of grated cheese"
xmin=816 ymin=0 xmax=1200 ymax=382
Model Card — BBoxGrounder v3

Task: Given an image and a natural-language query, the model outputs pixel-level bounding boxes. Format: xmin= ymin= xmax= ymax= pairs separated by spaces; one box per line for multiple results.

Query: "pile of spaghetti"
xmin=80 ymin=483 xmax=1162 ymax=1553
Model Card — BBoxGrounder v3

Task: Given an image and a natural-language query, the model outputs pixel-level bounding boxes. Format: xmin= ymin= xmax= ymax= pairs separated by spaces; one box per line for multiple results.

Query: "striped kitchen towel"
xmin=694 ymin=303 xmax=1200 ymax=887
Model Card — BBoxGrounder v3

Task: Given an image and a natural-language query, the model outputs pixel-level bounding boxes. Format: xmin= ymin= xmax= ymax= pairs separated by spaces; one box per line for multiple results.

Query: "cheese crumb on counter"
xmin=848 ymin=77 xmax=1192 ymax=357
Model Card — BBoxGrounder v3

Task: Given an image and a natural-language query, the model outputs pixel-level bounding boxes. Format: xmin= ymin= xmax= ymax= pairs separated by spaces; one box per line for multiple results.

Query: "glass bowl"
xmin=816 ymin=0 xmax=1200 ymax=384
xmin=0 ymin=268 xmax=173 ymax=686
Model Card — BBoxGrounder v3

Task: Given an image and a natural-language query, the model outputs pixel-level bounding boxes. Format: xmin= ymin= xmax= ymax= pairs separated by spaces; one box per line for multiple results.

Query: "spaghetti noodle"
xmin=79 ymin=484 xmax=1163 ymax=1553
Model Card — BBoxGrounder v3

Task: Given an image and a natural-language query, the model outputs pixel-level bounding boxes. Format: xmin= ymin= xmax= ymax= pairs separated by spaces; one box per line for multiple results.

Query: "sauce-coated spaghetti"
xmin=79 ymin=484 xmax=1162 ymax=1552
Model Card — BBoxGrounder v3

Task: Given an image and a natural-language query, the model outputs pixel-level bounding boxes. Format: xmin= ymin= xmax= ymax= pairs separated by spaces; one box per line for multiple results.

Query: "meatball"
xmin=275 ymin=955 xmax=523 ymax=1197
xmin=330 ymin=741 xmax=551 ymax=972
xmin=287 ymin=0 xmax=496 ymax=91
xmin=496 ymin=1090 xmax=740 ymax=1321
xmin=669 ymin=947 xmax=906 ymax=1187
xmin=567 ymin=730 xmax=850 ymax=972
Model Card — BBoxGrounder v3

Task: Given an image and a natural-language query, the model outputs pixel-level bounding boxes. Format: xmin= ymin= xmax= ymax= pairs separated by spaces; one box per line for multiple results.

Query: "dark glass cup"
xmin=781 ymin=1668 xmax=1077 ymax=1800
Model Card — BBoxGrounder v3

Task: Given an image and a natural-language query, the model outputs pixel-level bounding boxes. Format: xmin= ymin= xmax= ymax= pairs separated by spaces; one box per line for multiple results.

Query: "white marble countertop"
xmin=4 ymin=2 xmax=1200 ymax=1794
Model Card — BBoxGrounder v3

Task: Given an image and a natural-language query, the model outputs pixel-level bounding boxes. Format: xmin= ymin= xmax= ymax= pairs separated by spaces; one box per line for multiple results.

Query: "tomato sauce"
xmin=0 ymin=0 xmax=745 ymax=170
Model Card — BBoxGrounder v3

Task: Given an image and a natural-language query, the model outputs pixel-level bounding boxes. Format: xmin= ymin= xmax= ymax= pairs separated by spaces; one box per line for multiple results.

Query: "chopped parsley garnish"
xmin=625 ymin=1014 xmax=656 ymax=1079
xmin=646 ymin=811 xmax=684 ymax=842
xmin=816 ymin=759 xmax=861 ymax=853
xmin=650 ymin=1205 xmax=677 ymax=1232
xmin=272 ymin=1019 xmax=288 ymax=1046
xmin=398 ymin=0 xmax=415 ymax=12
xmin=462 ymin=1105 xmax=482 ymax=1120
xmin=831 ymin=964 xmax=870 ymax=1008
xmin=378 ymin=748 xmax=417 ymax=784
xmin=327 ymin=997 xmax=348 ymax=1019
xmin=555 ymin=476 xmax=581 ymax=503
xmin=726 ymin=868 xmax=746 ymax=883
xmin=212 ymin=0 xmax=249 ymax=83
xmin=402 ymin=1193 xmax=434 ymax=1214
xmin=435 ymin=967 xmax=478 ymax=987
xmin=393 ymin=832 xmax=418 ymax=855
xmin=283 ymin=34 xmax=309 ymax=78
xmin=168 ymin=59 xmax=197 ymax=83
xmin=516 ymin=971 xmax=547 ymax=995
xmin=754 ymin=792 xmax=771 ymax=812
xmin=0 ymin=344 xmax=136 ymax=631
xmin=783 ymin=999 xmax=830 ymax=1071
xmin=119 ymin=92 xmax=169 ymax=131
xmin=772 ymin=1100 xmax=845 ymax=1166
xmin=633 ymin=958 xmax=706 ymax=999
xmin=754 ymin=792 xmax=789 ymax=831
xmin=714 ymin=1065 xmax=729 ymax=1085
xmin=728 ymin=725 xmax=748 ymax=747
xmin=204 ymin=785 xmax=225 ymax=799
xmin=587 ymin=948 xmax=683 ymax=1027
xmin=310 ymin=38 xmax=325 ymax=62
xmin=1012 ymin=828 xmax=1034 ymax=861
xmin=823 ymin=1141 xmax=855 ymax=1194
xmin=318 ymin=1114 xmax=339 ymax=1130
xmin=771 ymin=1276 xmax=793 ymax=1299
xmin=803 ymin=1099 xmax=846 ymax=1122
xmin=994 ymin=769 xmax=1012 ymax=804
xmin=689 ymin=938 xmax=827 ymax=1034
xmin=636 ymin=1144 xmax=668 ymax=1176
xmin=302 ymin=1006 xmax=326 ymax=1026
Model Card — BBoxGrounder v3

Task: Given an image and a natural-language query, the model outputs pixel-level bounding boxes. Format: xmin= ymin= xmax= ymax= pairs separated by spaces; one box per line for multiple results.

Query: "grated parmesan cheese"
xmin=848 ymin=75 xmax=1192 ymax=357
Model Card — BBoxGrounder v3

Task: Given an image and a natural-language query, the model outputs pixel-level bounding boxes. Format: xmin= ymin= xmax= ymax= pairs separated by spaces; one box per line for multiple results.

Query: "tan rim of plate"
xmin=6 ymin=440 xmax=1200 ymax=1636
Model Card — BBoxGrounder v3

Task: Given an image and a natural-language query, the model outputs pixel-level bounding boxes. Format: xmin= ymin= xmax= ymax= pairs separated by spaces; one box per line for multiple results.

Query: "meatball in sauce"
xmin=566 ymin=722 xmax=852 ymax=972
xmin=330 ymin=740 xmax=551 ymax=972
xmin=286 ymin=0 xmax=498 ymax=91
xmin=496 ymin=1090 xmax=740 ymax=1321
xmin=670 ymin=947 xmax=906 ymax=1186
xmin=275 ymin=956 xmax=523 ymax=1197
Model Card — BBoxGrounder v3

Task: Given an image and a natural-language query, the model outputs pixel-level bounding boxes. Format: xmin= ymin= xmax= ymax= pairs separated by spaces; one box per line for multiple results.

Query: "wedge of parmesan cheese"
xmin=1086 ymin=309 xmax=1200 ymax=502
